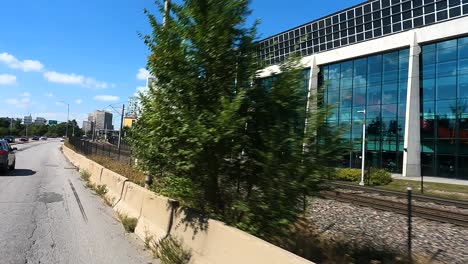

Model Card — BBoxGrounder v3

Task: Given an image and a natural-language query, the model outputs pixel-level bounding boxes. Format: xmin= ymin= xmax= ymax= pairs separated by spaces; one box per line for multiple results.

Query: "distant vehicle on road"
xmin=60 ymin=138 xmax=65 ymax=142
xmin=3 ymin=136 xmax=14 ymax=143
xmin=32 ymin=136 xmax=40 ymax=141
xmin=0 ymin=140 xmax=16 ymax=171
xmin=40 ymin=136 xmax=47 ymax=140
xmin=19 ymin=137 xmax=29 ymax=142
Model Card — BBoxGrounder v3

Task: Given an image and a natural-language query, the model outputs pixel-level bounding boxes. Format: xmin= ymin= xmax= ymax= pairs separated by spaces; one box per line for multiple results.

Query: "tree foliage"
xmin=131 ymin=0 xmax=346 ymax=239
xmin=0 ymin=118 xmax=82 ymax=137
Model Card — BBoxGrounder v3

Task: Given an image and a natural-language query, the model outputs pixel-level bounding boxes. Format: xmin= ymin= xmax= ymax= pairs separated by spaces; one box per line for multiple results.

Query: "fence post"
xmin=407 ymin=187 xmax=412 ymax=264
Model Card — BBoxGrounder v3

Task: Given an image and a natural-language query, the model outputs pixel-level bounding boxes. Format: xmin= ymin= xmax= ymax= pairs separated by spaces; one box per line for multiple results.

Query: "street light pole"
xmin=357 ymin=109 xmax=366 ymax=186
xmin=66 ymin=103 xmax=69 ymax=138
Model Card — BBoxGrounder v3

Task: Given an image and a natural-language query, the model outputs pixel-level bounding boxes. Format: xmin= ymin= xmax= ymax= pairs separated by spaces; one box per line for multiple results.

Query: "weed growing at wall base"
xmin=117 ymin=212 xmax=138 ymax=233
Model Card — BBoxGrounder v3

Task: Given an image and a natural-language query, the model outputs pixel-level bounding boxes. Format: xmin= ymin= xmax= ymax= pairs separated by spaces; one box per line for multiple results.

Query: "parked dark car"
xmin=32 ymin=136 xmax=40 ymax=141
xmin=20 ymin=137 xmax=29 ymax=142
xmin=0 ymin=140 xmax=16 ymax=171
xmin=3 ymin=136 xmax=14 ymax=143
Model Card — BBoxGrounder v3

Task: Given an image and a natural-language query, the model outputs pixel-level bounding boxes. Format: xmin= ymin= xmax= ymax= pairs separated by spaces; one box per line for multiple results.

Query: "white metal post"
xmin=357 ymin=110 xmax=366 ymax=186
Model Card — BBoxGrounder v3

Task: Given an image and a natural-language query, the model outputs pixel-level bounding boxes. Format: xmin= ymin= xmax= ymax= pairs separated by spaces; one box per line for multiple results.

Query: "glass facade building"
xmin=320 ymin=49 xmax=409 ymax=173
xmin=257 ymin=0 xmax=468 ymax=65
xmin=421 ymin=36 xmax=468 ymax=178
xmin=258 ymin=0 xmax=468 ymax=179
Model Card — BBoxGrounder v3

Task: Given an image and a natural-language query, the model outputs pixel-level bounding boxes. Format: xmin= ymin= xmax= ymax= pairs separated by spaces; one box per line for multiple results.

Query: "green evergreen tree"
xmin=132 ymin=0 xmax=346 ymax=240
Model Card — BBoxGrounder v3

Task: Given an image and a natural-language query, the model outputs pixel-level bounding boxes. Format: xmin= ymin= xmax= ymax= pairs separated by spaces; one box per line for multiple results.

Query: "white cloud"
xmin=136 ymin=68 xmax=150 ymax=80
xmin=0 ymin=74 xmax=17 ymax=85
xmin=43 ymin=71 xmax=109 ymax=89
xmin=44 ymin=93 xmax=54 ymax=97
xmin=93 ymin=95 xmax=119 ymax=102
xmin=75 ymin=99 xmax=83 ymax=104
xmin=21 ymin=92 xmax=31 ymax=97
xmin=0 ymin=52 xmax=44 ymax=72
xmin=4 ymin=97 xmax=31 ymax=108
xmin=5 ymin=99 xmax=19 ymax=105
xmin=134 ymin=85 xmax=148 ymax=96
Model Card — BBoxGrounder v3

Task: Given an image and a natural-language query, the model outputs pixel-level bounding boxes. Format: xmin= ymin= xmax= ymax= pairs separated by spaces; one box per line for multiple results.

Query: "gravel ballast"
xmin=307 ymin=198 xmax=468 ymax=264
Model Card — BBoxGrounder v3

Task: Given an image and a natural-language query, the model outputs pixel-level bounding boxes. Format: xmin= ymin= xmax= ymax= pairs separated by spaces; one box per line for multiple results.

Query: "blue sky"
xmin=0 ymin=0 xmax=362 ymax=126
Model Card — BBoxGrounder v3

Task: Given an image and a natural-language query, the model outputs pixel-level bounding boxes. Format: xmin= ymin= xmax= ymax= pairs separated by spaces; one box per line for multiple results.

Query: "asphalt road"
xmin=0 ymin=140 xmax=156 ymax=264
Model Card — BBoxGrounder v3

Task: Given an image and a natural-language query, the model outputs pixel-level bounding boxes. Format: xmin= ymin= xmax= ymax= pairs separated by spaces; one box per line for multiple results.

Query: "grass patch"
xmin=117 ymin=212 xmax=138 ymax=233
xmin=144 ymin=233 xmax=154 ymax=250
xmin=89 ymin=155 xmax=146 ymax=186
xmin=94 ymin=184 xmax=108 ymax=197
xmin=152 ymin=236 xmax=191 ymax=264
xmin=377 ymin=179 xmax=468 ymax=200
xmin=80 ymin=170 xmax=91 ymax=182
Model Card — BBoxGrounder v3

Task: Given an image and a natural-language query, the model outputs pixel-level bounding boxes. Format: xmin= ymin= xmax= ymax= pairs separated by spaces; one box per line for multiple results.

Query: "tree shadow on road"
xmin=1 ymin=169 xmax=37 ymax=177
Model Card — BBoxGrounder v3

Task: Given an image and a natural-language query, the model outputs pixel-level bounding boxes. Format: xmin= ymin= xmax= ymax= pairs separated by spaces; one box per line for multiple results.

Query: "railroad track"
xmin=321 ymin=190 xmax=468 ymax=227
xmin=325 ymin=181 xmax=468 ymax=209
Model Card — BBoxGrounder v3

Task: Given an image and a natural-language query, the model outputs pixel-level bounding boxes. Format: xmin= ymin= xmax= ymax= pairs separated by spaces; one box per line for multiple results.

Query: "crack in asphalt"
xmin=24 ymin=194 xmax=40 ymax=264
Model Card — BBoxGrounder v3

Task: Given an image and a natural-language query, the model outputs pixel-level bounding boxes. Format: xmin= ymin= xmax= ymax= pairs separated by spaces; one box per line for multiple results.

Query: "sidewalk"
xmin=391 ymin=174 xmax=468 ymax=186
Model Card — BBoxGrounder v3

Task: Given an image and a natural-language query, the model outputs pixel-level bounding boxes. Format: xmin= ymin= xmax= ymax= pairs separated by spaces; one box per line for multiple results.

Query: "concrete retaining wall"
xmin=114 ymin=182 xmax=145 ymax=220
xmin=100 ymin=168 xmax=127 ymax=206
xmin=61 ymin=145 xmax=314 ymax=264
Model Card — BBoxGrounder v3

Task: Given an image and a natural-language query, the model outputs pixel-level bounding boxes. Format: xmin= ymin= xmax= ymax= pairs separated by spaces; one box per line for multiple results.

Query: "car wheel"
xmin=8 ymin=160 xmax=15 ymax=170
xmin=1 ymin=163 xmax=8 ymax=172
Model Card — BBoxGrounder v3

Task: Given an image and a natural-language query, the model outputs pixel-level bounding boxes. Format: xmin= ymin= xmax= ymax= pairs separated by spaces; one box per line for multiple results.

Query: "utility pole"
xmin=163 ymin=0 xmax=171 ymax=27
xmin=118 ymin=104 xmax=125 ymax=157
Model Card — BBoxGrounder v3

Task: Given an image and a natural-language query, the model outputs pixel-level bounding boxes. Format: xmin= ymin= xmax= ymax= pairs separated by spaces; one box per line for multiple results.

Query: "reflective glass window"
xmin=353 ymin=87 xmax=366 ymax=106
xmin=382 ymin=83 xmax=398 ymax=104
xmin=458 ymin=44 xmax=468 ymax=59
xmin=436 ymin=100 xmax=457 ymax=118
xmin=368 ymin=85 xmax=382 ymax=105
xmin=437 ymin=61 xmax=457 ymax=77
xmin=383 ymin=51 xmax=399 ymax=72
xmin=422 ymin=78 xmax=435 ymax=101
xmin=436 ymin=76 xmax=456 ymax=100
xmin=399 ymin=82 xmax=407 ymax=103
xmin=437 ymin=40 xmax=457 ymax=62
xmin=459 ymin=74 xmax=468 ymax=98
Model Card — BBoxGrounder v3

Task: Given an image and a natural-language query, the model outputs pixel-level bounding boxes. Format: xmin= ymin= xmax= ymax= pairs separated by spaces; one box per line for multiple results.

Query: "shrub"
xmin=94 ymin=184 xmax=108 ymax=197
xmin=334 ymin=168 xmax=361 ymax=182
xmin=333 ymin=168 xmax=392 ymax=186
xmin=80 ymin=170 xmax=91 ymax=182
xmin=117 ymin=212 xmax=138 ymax=233
xmin=157 ymin=236 xmax=191 ymax=264
xmin=367 ymin=168 xmax=392 ymax=186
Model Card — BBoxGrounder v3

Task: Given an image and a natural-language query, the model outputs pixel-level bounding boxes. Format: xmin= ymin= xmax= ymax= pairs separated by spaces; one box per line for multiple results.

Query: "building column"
xmin=403 ymin=33 xmax=421 ymax=177
xmin=305 ymin=56 xmax=320 ymax=113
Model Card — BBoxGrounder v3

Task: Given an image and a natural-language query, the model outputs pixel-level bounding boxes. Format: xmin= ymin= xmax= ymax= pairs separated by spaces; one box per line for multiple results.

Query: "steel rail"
xmin=325 ymin=181 xmax=468 ymax=209
xmin=321 ymin=190 xmax=468 ymax=227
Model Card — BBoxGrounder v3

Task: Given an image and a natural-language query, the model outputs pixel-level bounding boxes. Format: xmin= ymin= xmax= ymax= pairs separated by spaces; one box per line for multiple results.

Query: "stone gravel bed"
xmin=307 ymin=198 xmax=468 ymax=264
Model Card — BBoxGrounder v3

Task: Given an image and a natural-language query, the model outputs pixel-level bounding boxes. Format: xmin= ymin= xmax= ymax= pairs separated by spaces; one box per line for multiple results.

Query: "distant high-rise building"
xmin=34 ymin=117 xmax=47 ymax=125
xmin=23 ymin=115 xmax=32 ymax=125
xmin=82 ymin=121 xmax=93 ymax=133
xmin=88 ymin=110 xmax=113 ymax=131
xmin=126 ymin=96 xmax=139 ymax=118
